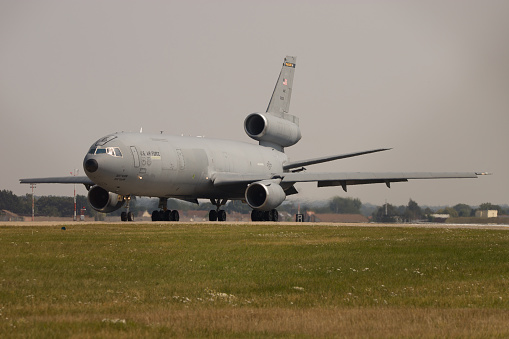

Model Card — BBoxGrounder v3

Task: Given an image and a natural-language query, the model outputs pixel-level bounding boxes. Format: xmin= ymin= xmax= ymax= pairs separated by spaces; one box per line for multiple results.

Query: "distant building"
xmin=430 ymin=214 xmax=450 ymax=223
xmin=0 ymin=210 xmax=24 ymax=222
xmin=475 ymin=210 xmax=498 ymax=218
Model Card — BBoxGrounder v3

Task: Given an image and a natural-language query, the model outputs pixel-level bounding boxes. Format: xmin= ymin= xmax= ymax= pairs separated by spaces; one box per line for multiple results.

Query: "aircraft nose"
xmin=84 ymin=159 xmax=98 ymax=173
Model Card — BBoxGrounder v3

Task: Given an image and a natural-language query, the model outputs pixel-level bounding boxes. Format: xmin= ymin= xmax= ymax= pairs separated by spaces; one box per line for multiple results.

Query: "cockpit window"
xmin=89 ymin=147 xmax=122 ymax=157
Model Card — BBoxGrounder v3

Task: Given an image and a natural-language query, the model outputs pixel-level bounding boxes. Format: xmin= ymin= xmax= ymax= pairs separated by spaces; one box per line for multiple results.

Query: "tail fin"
xmin=245 ymin=56 xmax=301 ymax=152
xmin=267 ymin=56 xmax=297 ymax=120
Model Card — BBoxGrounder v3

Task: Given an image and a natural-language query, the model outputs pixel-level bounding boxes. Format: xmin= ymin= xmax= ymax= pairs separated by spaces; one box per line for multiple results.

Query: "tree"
xmin=437 ymin=207 xmax=458 ymax=218
xmin=329 ymin=196 xmax=362 ymax=214
xmin=0 ymin=190 xmax=22 ymax=214
xmin=453 ymin=203 xmax=473 ymax=217
xmin=404 ymin=199 xmax=422 ymax=221
xmin=372 ymin=203 xmax=399 ymax=222
xmin=478 ymin=203 xmax=502 ymax=213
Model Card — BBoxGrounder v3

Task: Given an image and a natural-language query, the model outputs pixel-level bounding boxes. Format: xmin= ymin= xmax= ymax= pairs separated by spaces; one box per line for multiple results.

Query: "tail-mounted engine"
xmin=244 ymin=113 xmax=301 ymax=150
xmin=245 ymin=180 xmax=286 ymax=211
xmin=88 ymin=185 xmax=126 ymax=213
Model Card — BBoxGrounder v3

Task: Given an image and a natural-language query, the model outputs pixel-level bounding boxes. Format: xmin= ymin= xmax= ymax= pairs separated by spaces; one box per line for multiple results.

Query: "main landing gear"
xmin=209 ymin=199 xmax=227 ymax=221
xmin=151 ymin=209 xmax=179 ymax=221
xmin=151 ymin=197 xmax=180 ymax=222
xmin=121 ymin=196 xmax=134 ymax=222
xmin=251 ymin=209 xmax=279 ymax=222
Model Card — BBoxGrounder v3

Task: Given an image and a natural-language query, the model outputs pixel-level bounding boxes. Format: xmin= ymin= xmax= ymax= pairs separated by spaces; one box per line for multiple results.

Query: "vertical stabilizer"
xmin=244 ymin=56 xmax=301 ymax=152
xmin=266 ymin=56 xmax=297 ymax=124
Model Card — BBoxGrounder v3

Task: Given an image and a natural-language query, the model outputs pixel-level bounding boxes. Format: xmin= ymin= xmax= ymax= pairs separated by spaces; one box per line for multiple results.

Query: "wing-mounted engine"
xmin=88 ymin=185 xmax=126 ymax=213
xmin=244 ymin=112 xmax=301 ymax=150
xmin=245 ymin=180 xmax=286 ymax=211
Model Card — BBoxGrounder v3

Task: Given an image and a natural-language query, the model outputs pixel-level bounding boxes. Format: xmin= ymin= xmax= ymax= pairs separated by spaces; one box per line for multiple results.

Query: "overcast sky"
xmin=1 ymin=0 xmax=508 ymax=207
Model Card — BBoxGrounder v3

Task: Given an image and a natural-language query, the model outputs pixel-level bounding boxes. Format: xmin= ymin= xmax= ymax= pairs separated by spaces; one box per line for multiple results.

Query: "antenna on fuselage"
xmin=140 ymin=127 xmax=143 ymax=133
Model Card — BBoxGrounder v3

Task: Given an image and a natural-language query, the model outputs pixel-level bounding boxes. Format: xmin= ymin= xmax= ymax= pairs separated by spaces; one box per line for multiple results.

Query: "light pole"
xmin=72 ymin=169 xmax=78 ymax=221
xmin=30 ymin=184 xmax=36 ymax=221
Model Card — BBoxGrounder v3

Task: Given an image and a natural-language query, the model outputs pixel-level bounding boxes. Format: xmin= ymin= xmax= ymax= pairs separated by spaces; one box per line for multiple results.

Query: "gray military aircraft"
xmin=21 ymin=56 xmax=486 ymax=222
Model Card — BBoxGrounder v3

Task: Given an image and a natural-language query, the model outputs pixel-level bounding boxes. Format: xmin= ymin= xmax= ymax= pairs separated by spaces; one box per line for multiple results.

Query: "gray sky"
xmin=1 ymin=0 xmax=508 ymax=207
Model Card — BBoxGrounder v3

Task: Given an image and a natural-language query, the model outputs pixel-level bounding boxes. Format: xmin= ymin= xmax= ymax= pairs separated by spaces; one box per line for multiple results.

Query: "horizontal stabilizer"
xmin=283 ymin=148 xmax=391 ymax=171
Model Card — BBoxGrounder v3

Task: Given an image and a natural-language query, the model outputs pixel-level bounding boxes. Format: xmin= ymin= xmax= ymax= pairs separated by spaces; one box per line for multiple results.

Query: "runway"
xmin=1 ymin=220 xmax=508 ymax=230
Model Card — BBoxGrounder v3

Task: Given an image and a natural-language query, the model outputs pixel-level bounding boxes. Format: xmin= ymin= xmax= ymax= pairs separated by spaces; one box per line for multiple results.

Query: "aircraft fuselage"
xmin=83 ymin=132 xmax=288 ymax=200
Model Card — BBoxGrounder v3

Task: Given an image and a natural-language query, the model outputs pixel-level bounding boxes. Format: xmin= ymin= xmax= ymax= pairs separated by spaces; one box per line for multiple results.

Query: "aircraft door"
xmin=130 ymin=146 xmax=140 ymax=168
xmin=176 ymin=149 xmax=185 ymax=170
xmin=160 ymin=146 xmax=177 ymax=170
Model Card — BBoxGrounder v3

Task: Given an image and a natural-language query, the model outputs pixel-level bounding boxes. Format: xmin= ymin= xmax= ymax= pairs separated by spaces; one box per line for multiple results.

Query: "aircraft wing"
xmin=211 ymin=173 xmax=274 ymax=186
xmin=280 ymin=172 xmax=482 ymax=191
xmin=283 ymin=148 xmax=391 ymax=171
xmin=20 ymin=176 xmax=95 ymax=185
xmin=212 ymin=171 xmax=484 ymax=192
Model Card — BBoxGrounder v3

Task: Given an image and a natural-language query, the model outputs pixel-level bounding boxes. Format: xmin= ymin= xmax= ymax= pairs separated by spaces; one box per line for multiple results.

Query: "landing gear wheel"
xmin=251 ymin=210 xmax=263 ymax=222
xmin=263 ymin=211 xmax=271 ymax=221
xmin=171 ymin=210 xmax=179 ymax=221
xmin=152 ymin=210 xmax=162 ymax=222
xmin=218 ymin=210 xmax=227 ymax=222
xmin=251 ymin=210 xmax=277 ymax=222
xmin=121 ymin=212 xmax=127 ymax=222
xmin=127 ymin=212 xmax=134 ymax=222
xmin=163 ymin=210 xmax=171 ymax=221
xmin=271 ymin=209 xmax=278 ymax=222
xmin=209 ymin=210 xmax=218 ymax=221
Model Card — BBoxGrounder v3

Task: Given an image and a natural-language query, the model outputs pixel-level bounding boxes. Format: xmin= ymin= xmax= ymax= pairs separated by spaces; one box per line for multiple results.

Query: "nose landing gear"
xmin=121 ymin=211 xmax=134 ymax=222
xmin=120 ymin=196 xmax=134 ymax=222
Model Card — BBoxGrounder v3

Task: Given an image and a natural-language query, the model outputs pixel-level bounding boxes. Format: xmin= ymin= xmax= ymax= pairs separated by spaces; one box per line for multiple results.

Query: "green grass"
xmin=1 ymin=223 xmax=508 ymax=337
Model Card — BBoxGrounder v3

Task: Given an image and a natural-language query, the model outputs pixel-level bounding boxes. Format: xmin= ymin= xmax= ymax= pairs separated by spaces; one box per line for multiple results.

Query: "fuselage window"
xmin=114 ymin=148 xmax=123 ymax=157
xmin=88 ymin=147 xmax=97 ymax=154
xmin=96 ymin=148 xmax=107 ymax=154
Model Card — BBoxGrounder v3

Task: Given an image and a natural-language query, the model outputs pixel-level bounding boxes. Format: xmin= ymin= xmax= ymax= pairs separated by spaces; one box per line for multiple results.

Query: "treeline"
xmin=0 ymin=190 xmax=97 ymax=218
xmin=1 ymin=189 xmax=506 ymax=220
xmin=0 ymin=191 xmax=364 ymax=218
xmin=371 ymin=199 xmax=507 ymax=223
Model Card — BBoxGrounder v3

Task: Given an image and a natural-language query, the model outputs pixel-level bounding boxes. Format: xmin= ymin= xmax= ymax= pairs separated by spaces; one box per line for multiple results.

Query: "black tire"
xmin=218 ymin=210 xmax=226 ymax=221
xmin=209 ymin=210 xmax=218 ymax=221
xmin=151 ymin=210 xmax=160 ymax=222
xmin=263 ymin=211 xmax=271 ymax=221
xmin=271 ymin=209 xmax=278 ymax=222
xmin=251 ymin=210 xmax=262 ymax=222
xmin=163 ymin=210 xmax=171 ymax=221
xmin=121 ymin=212 xmax=127 ymax=222
xmin=171 ymin=210 xmax=179 ymax=222
xmin=127 ymin=212 xmax=134 ymax=222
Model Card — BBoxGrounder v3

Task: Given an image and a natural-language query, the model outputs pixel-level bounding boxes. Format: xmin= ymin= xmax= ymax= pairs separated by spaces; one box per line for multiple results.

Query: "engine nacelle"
xmin=245 ymin=180 xmax=286 ymax=211
xmin=88 ymin=185 xmax=126 ymax=213
xmin=244 ymin=113 xmax=301 ymax=148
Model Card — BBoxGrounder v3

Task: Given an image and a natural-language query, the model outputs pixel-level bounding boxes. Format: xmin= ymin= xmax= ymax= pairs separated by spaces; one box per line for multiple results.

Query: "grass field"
xmin=1 ymin=223 xmax=508 ymax=338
